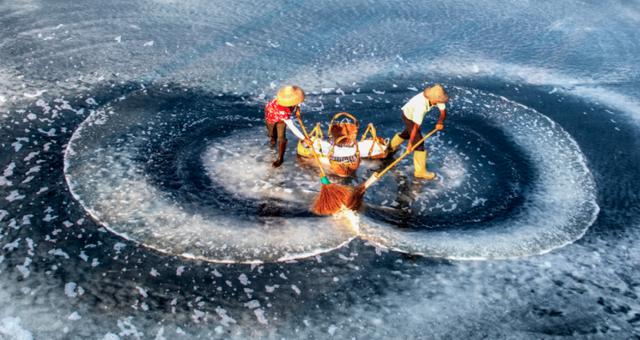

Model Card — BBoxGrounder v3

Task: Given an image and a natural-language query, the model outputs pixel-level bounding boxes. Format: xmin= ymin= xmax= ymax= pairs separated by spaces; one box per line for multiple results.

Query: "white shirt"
xmin=401 ymin=93 xmax=446 ymax=125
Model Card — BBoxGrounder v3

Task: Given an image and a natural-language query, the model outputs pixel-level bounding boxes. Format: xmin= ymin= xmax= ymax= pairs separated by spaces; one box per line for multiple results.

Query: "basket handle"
xmin=361 ymin=123 xmax=386 ymax=157
xmin=299 ymin=123 xmax=325 ymax=153
xmin=328 ymin=112 xmax=359 ymax=136
xmin=360 ymin=123 xmax=377 ymax=141
xmin=310 ymin=123 xmax=323 ymax=140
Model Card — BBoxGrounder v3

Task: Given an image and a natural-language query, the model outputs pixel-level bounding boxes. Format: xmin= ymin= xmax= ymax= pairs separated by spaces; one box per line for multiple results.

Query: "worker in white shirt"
xmin=388 ymin=84 xmax=449 ymax=180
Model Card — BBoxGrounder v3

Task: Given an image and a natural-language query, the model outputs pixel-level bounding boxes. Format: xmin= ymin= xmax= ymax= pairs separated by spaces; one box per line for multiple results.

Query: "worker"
xmin=264 ymin=85 xmax=307 ymax=167
xmin=388 ymin=84 xmax=449 ymax=179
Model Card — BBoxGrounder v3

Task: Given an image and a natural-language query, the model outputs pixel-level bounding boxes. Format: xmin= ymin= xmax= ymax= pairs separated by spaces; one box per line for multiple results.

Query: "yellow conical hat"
xmin=276 ymin=85 xmax=305 ymax=107
xmin=423 ymin=84 xmax=449 ymax=103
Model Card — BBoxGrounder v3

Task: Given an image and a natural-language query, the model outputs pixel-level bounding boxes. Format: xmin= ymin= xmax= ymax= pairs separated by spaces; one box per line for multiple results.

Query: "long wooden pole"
xmin=366 ymin=127 xmax=439 ymax=187
xmin=294 ymin=107 xmax=329 ymax=181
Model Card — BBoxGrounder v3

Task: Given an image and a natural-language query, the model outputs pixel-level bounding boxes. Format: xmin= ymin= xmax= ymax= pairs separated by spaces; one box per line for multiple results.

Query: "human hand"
xmin=435 ymin=123 xmax=444 ymax=131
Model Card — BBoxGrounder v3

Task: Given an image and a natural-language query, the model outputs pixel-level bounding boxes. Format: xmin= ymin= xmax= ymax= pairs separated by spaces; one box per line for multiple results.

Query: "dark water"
xmin=1 ymin=0 xmax=639 ymax=338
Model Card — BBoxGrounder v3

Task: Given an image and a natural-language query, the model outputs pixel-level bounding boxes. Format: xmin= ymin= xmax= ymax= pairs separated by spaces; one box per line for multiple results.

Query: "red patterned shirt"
xmin=265 ymin=98 xmax=293 ymax=124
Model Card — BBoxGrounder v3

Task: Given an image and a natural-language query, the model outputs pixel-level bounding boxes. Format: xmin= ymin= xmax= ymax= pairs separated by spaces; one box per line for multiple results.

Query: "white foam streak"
xmin=424 ymin=58 xmax=640 ymax=122
xmin=359 ymin=88 xmax=599 ymax=259
xmin=283 ymin=56 xmax=640 ymax=126
xmin=65 ymin=132 xmax=357 ymax=263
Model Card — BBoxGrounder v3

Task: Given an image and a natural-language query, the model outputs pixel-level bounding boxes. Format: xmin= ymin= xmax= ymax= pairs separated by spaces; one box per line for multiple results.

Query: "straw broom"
xmin=294 ymin=108 xmax=352 ymax=215
xmin=347 ymin=127 xmax=440 ymax=211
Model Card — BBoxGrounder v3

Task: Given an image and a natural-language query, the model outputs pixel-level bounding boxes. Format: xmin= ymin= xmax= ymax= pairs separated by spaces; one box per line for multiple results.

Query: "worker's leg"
xmin=272 ymin=122 xmax=287 ymax=167
xmin=389 ymin=113 xmax=410 ymax=154
xmin=266 ymin=122 xmax=277 ymax=147
xmin=412 ymin=131 xmax=435 ymax=180
xmin=397 ymin=116 xmax=434 ymax=179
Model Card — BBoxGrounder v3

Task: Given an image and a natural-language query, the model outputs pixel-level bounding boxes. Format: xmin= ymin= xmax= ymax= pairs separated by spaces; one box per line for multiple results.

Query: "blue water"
xmin=1 ymin=1 xmax=639 ymax=338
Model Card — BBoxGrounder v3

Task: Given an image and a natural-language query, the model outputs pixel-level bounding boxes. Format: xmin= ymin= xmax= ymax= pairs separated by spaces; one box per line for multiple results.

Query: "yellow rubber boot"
xmin=389 ymin=134 xmax=406 ymax=153
xmin=413 ymin=150 xmax=436 ymax=180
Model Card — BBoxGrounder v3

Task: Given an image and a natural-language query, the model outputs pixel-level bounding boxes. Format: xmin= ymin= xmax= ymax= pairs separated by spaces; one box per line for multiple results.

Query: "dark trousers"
xmin=266 ymin=121 xmax=287 ymax=143
xmin=398 ymin=114 xmax=425 ymax=151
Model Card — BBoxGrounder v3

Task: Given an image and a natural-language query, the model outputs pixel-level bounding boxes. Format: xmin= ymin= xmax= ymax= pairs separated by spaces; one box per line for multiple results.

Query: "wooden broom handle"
xmin=374 ymin=128 xmax=439 ymax=179
xmin=295 ymin=108 xmax=328 ymax=179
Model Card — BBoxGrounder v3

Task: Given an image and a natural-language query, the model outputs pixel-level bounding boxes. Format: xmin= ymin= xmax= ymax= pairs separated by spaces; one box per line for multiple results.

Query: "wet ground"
xmin=1 ymin=0 xmax=639 ymax=338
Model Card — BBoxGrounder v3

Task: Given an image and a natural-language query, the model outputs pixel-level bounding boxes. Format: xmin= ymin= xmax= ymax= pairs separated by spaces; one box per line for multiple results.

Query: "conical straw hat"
xmin=423 ymin=84 xmax=449 ymax=103
xmin=276 ymin=85 xmax=305 ymax=106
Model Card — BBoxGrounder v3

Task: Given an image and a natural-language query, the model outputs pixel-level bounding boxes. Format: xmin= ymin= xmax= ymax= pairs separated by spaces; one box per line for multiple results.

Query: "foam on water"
xmin=0 ymin=317 xmax=33 ymax=340
xmin=423 ymin=58 xmax=640 ymax=123
xmin=65 ymin=155 xmax=357 ymax=263
xmin=359 ymin=89 xmax=599 ymax=259
xmin=279 ymin=55 xmax=640 ymax=127
xmin=1 ymin=0 xmax=639 ymax=337
xmin=63 ymin=97 xmax=358 ymax=263
xmin=63 ymin=86 xmax=598 ymax=262
xmin=202 ymin=134 xmax=321 ymax=202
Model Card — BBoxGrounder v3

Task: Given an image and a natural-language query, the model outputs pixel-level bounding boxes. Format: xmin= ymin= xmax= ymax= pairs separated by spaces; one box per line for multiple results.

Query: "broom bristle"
xmin=312 ymin=183 xmax=352 ymax=215
xmin=346 ymin=183 xmax=367 ymax=211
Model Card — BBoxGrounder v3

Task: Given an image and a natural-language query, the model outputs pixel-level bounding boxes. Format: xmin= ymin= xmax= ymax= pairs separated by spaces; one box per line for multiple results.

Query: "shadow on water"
xmin=361 ymin=114 xmax=536 ymax=231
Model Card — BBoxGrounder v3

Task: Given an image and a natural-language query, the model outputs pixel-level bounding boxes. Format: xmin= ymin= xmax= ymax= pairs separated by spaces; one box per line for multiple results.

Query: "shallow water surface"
xmin=1 ymin=0 xmax=639 ymax=338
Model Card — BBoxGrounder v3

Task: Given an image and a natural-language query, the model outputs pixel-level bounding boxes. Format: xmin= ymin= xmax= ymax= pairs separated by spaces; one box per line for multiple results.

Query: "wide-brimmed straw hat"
xmin=276 ymin=85 xmax=305 ymax=107
xmin=423 ymin=84 xmax=449 ymax=103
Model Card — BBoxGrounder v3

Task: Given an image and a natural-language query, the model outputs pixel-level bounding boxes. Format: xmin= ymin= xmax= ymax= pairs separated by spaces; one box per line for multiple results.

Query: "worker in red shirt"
xmin=265 ymin=85 xmax=306 ymax=167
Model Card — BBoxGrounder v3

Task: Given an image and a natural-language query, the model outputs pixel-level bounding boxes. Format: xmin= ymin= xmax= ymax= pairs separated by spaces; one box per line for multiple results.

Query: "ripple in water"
xmin=359 ymin=88 xmax=599 ymax=259
xmin=64 ymin=85 xmax=598 ymax=263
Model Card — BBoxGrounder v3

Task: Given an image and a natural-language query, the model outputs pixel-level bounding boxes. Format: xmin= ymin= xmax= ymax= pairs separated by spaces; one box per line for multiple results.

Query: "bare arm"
xmin=436 ymin=109 xmax=446 ymax=130
xmin=408 ymin=123 xmax=420 ymax=150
